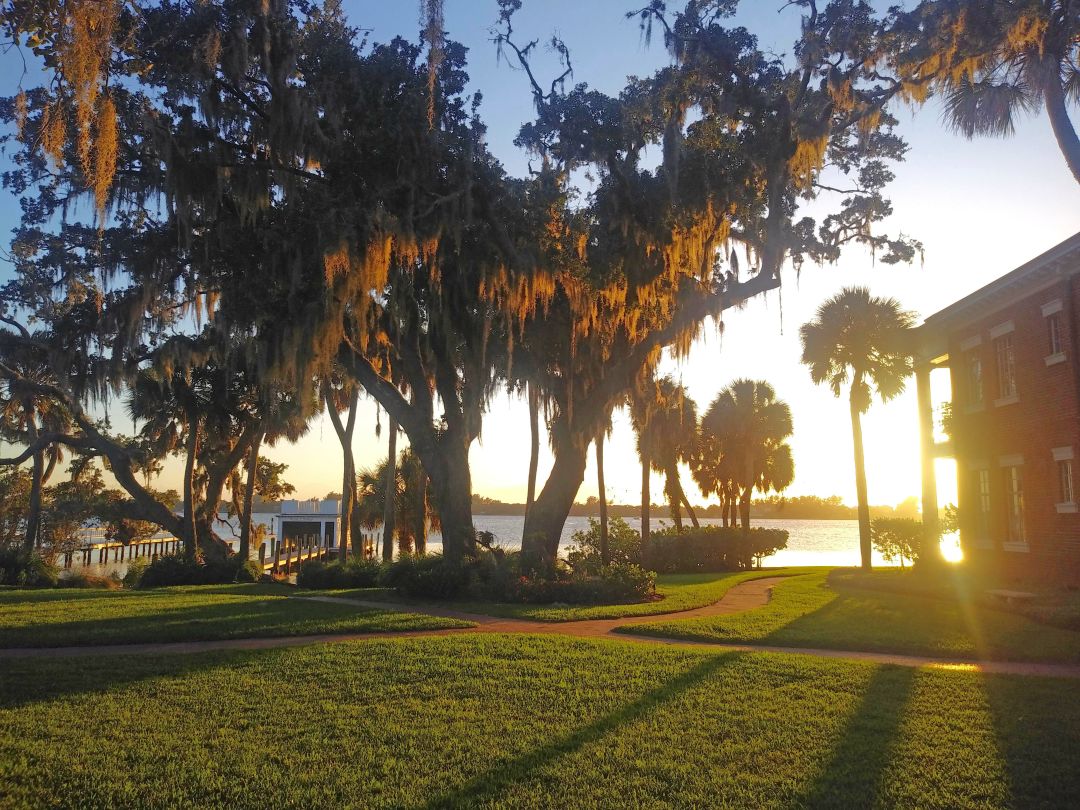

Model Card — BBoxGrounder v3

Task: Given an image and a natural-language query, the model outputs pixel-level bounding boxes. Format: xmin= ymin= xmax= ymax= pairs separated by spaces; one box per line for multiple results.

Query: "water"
xmin=65 ymin=515 xmax=893 ymax=578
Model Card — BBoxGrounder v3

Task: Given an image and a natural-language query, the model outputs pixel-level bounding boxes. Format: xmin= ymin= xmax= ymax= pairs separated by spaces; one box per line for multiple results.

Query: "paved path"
xmin=4 ymin=576 xmax=1080 ymax=679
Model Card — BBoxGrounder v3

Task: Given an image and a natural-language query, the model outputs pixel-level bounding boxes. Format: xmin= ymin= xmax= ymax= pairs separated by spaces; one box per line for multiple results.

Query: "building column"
xmin=916 ymin=363 xmax=941 ymax=542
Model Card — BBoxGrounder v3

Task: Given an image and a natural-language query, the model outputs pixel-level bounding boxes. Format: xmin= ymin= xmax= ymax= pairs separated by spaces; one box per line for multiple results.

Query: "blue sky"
xmin=2 ymin=1 xmax=1078 ymax=508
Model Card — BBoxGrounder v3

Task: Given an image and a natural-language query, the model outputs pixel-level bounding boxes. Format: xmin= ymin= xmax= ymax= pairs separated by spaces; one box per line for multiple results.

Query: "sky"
xmin=1 ymin=1 xmax=1079 ymax=509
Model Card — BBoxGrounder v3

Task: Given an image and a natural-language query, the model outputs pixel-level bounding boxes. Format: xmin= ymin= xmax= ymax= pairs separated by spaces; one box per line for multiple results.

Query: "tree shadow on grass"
xmin=416 ymin=651 xmax=744 ymax=810
xmin=796 ymin=664 xmax=916 ymax=809
xmin=0 ymin=644 xmax=289 ymax=710
xmin=0 ymin=597 xmax=383 ymax=649
xmin=982 ymin=674 xmax=1080 ymax=808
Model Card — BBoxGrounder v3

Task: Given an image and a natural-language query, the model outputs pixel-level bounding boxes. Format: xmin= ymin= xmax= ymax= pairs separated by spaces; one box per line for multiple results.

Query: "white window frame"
xmin=1054 ymin=447 xmax=1077 ymax=513
xmin=994 ymin=333 xmax=1018 ymax=405
xmin=998 ymin=457 xmax=1027 ymax=551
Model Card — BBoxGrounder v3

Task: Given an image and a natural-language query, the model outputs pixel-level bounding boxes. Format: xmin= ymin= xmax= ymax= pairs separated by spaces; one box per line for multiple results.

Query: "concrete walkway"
xmin=4 ymin=576 xmax=1080 ymax=679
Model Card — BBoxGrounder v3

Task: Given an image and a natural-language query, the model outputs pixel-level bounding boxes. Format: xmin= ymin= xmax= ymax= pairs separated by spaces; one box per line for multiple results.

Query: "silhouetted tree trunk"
xmin=850 ymin=387 xmax=872 ymax=570
xmin=526 ymin=382 xmax=540 ymax=520
xmin=22 ymin=401 xmax=43 ymax=551
xmin=182 ymin=418 xmax=199 ymax=559
xmin=382 ymin=418 xmax=397 ymax=562
xmin=1045 ymin=78 xmax=1080 ymax=184
xmin=238 ymin=431 xmax=263 ymax=561
xmin=416 ymin=474 xmax=428 ymax=555
xmin=325 ymin=388 xmax=359 ymax=561
xmin=641 ymin=445 xmax=651 ymax=545
xmin=680 ymin=491 xmax=699 ymax=528
xmin=596 ymin=432 xmax=609 ymax=566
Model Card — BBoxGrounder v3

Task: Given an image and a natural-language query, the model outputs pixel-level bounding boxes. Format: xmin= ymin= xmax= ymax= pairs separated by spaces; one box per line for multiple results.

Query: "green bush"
xmin=122 ymin=557 xmax=149 ymax=588
xmin=0 ymin=548 xmax=59 ymax=587
xmin=382 ymin=554 xmax=470 ymax=600
xmin=516 ymin=563 xmax=656 ymax=605
xmin=566 ymin=518 xmax=642 ymax=574
xmin=870 ymin=518 xmax=923 ymax=568
xmin=139 ymin=553 xmax=264 ymax=587
xmin=296 ymin=558 xmax=384 ymax=590
xmin=643 ymin=526 xmax=788 ymax=573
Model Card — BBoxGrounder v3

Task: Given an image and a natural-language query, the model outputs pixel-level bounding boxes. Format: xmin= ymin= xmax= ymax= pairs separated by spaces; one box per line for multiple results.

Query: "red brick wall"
xmin=948 ymin=277 xmax=1080 ymax=584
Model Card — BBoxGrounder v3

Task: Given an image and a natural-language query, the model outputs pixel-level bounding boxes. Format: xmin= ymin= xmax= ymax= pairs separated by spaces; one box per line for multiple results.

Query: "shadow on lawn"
xmin=417 ymin=651 xmax=744 ymax=810
xmin=0 ymin=645 xmax=291 ymax=710
xmin=797 ymin=664 xmax=916 ymax=808
xmin=0 ymin=598 xmax=369 ymax=649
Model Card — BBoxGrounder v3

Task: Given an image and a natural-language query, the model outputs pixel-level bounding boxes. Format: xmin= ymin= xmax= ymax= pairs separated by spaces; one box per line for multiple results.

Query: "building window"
xmin=976 ymin=468 xmax=992 ymax=544
xmin=1048 ymin=312 xmax=1064 ymax=356
xmin=1003 ymin=465 xmax=1025 ymax=544
xmin=995 ymin=335 xmax=1016 ymax=399
xmin=967 ymin=352 xmax=983 ymax=405
xmin=1059 ymin=459 xmax=1075 ymax=505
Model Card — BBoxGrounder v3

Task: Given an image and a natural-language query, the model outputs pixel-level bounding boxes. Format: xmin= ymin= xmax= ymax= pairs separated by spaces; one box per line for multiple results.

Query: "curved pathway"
xmin=4 ymin=576 xmax=1080 ymax=679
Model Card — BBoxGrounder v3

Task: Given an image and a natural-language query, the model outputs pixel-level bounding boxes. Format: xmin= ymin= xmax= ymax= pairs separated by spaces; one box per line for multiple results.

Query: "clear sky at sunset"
xmin=1 ymin=1 xmax=1078 ymax=509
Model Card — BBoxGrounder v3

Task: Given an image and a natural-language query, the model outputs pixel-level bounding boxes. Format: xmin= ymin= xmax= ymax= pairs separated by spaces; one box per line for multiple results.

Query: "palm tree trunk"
xmin=666 ymin=471 xmax=684 ymax=531
xmin=526 ymin=382 xmax=540 ymax=519
xmin=22 ymin=402 xmax=43 ymax=551
xmin=381 ymin=418 xmax=397 ymax=562
xmin=596 ymin=433 xmax=609 ymax=566
xmin=739 ymin=485 xmax=751 ymax=531
xmin=849 ymin=389 xmax=872 ymax=570
xmin=680 ymin=490 xmax=700 ymax=528
xmin=1044 ymin=77 xmax=1080 ymax=185
xmin=416 ymin=474 xmax=428 ymax=555
xmin=325 ymin=389 xmax=359 ymax=561
xmin=641 ymin=446 xmax=651 ymax=545
xmin=182 ymin=419 xmax=199 ymax=560
xmin=238 ymin=431 xmax=263 ymax=562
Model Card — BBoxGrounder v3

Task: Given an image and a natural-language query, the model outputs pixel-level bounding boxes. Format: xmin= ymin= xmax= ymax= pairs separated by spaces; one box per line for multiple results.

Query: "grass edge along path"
xmin=307 ymin=567 xmax=816 ymax=623
xmin=2 ymin=634 xmax=1078 ymax=808
xmin=620 ymin=570 xmax=1080 ymax=664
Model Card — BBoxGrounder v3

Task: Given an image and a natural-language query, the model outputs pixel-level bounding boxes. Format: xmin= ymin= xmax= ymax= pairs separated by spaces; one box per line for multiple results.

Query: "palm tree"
xmin=895 ymin=1 xmax=1080 ymax=183
xmin=322 ymin=370 xmax=361 ymax=561
xmin=593 ymin=410 xmax=616 ymax=565
xmin=800 ymin=287 xmax=916 ymax=570
xmin=631 ymin=377 xmax=700 ymax=533
xmin=697 ymin=380 xmax=795 ymax=531
xmin=381 ymin=416 xmax=398 ymax=561
xmin=356 ymin=447 xmax=435 ymax=554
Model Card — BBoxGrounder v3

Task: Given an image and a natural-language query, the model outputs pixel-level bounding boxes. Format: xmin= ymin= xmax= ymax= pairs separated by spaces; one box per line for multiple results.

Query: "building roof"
xmin=916 ymin=230 xmax=1080 ymax=360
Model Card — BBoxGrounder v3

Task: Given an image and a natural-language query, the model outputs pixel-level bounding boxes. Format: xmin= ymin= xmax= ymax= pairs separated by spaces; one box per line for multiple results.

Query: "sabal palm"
xmin=800 ymin=287 xmax=916 ymax=570
xmin=898 ymin=0 xmax=1080 ymax=182
xmin=631 ymin=376 xmax=700 ymax=532
xmin=357 ymin=447 xmax=436 ymax=557
xmin=698 ymin=379 xmax=794 ymax=531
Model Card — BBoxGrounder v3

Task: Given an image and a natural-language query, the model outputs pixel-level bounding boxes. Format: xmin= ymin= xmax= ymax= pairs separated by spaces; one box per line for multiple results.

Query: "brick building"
xmin=915 ymin=231 xmax=1080 ymax=583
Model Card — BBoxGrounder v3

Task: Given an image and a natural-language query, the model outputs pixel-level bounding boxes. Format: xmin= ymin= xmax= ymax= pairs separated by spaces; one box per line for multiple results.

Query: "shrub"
xmin=297 ymin=558 xmax=384 ymax=590
xmin=870 ymin=518 xmax=923 ymax=568
xmin=122 ymin=557 xmax=149 ymax=588
xmin=58 ymin=570 xmax=122 ymax=590
xmin=139 ymin=553 xmax=264 ymax=587
xmin=643 ymin=526 xmax=788 ymax=573
xmin=566 ymin=518 xmax=642 ymax=574
xmin=514 ymin=563 xmax=656 ymax=605
xmin=0 ymin=548 xmax=59 ymax=587
xmin=382 ymin=554 xmax=470 ymax=600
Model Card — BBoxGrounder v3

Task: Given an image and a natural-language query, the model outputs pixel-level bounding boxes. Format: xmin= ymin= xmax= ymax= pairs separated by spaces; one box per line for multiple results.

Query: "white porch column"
xmin=916 ymin=363 xmax=940 ymax=541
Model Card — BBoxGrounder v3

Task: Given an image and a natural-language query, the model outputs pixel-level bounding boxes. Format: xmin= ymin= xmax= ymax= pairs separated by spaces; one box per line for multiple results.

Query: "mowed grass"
xmin=1 ymin=634 xmax=1077 ymax=808
xmin=314 ymin=567 xmax=812 ymax=622
xmin=0 ymin=584 xmax=471 ymax=648
xmin=623 ymin=570 xmax=1080 ymax=663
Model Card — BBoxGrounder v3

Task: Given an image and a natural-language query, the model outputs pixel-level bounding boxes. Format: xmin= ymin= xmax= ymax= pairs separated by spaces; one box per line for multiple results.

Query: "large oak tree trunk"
xmin=325 ymin=389 xmax=359 ymax=561
xmin=850 ymin=389 xmax=872 ymax=571
xmin=522 ymin=436 xmax=589 ymax=567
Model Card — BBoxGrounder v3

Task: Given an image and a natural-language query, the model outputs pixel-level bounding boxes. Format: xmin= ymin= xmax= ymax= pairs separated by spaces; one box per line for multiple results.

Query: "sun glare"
xmin=940 ymin=532 xmax=964 ymax=563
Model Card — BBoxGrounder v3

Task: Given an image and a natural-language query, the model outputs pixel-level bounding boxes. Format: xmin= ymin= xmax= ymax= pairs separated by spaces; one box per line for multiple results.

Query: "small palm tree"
xmin=800 ymin=287 xmax=916 ymax=570
xmin=631 ymin=376 xmax=700 ymax=532
xmin=697 ymin=380 xmax=794 ymax=530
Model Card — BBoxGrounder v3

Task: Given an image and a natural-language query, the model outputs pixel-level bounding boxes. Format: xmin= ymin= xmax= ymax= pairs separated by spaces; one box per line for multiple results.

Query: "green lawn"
xmin=1 ymin=634 xmax=1075 ymax=808
xmin=622 ymin=570 xmax=1080 ymax=663
xmin=0 ymin=584 xmax=471 ymax=648
xmin=312 ymin=568 xmax=810 ymax=622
